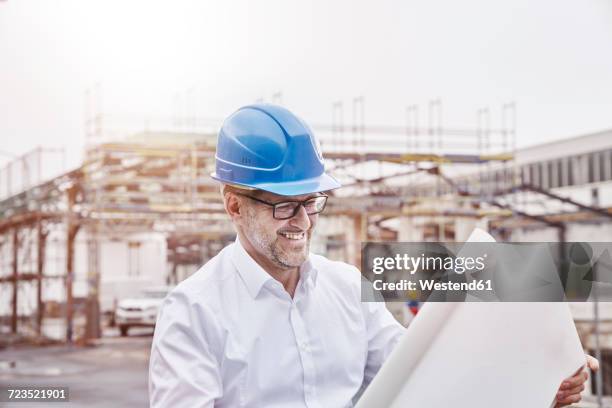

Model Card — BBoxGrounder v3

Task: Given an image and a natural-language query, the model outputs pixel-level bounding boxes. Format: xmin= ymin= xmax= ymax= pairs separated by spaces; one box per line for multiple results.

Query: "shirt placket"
xmin=290 ymin=282 xmax=321 ymax=408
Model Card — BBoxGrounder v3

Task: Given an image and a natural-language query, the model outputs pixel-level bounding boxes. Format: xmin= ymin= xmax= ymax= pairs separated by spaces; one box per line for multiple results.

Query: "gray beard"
xmin=270 ymin=235 xmax=310 ymax=269
xmin=245 ymin=208 xmax=310 ymax=269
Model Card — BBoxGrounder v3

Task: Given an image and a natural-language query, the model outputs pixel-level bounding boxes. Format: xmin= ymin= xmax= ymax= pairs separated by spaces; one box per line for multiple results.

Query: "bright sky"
xmin=1 ymin=0 xmax=611 ymax=170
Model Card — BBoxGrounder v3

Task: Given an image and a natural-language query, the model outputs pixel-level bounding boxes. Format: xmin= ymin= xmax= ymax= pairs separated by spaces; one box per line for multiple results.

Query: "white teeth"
xmin=280 ymin=232 xmax=304 ymax=240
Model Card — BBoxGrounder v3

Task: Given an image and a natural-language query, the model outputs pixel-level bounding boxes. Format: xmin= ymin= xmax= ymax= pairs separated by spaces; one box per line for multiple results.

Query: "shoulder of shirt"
xmin=165 ymin=243 xmax=237 ymax=308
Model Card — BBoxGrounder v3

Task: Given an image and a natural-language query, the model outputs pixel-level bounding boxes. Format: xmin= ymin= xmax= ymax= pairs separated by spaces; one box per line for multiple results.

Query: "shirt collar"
xmin=299 ymin=256 xmax=319 ymax=288
xmin=231 ymin=237 xmax=319 ymax=299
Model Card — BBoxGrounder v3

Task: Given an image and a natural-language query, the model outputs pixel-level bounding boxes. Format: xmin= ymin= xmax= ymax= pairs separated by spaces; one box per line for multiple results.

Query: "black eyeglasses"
xmin=235 ymin=192 xmax=328 ymax=220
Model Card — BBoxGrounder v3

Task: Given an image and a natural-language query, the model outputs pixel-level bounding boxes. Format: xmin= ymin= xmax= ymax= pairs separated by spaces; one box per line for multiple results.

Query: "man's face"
xmin=238 ymin=190 xmax=321 ymax=271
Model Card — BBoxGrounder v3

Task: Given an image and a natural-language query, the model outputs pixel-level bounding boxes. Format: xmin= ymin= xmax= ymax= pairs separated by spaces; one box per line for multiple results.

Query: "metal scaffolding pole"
xmin=36 ymin=219 xmax=47 ymax=336
xmin=85 ymin=224 xmax=101 ymax=341
xmin=11 ymin=227 xmax=18 ymax=334
xmin=65 ymin=187 xmax=79 ymax=343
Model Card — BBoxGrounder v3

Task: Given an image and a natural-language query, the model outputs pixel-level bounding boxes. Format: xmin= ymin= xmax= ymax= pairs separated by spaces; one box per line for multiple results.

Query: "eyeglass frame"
xmin=233 ymin=192 xmax=329 ymax=220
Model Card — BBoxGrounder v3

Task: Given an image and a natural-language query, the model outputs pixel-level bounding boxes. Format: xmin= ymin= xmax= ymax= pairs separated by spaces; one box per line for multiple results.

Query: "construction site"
xmin=1 ymin=96 xmax=612 ymax=404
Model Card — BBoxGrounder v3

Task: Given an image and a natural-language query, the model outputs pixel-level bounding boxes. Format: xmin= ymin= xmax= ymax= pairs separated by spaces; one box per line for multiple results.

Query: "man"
xmin=149 ymin=104 xmax=597 ymax=407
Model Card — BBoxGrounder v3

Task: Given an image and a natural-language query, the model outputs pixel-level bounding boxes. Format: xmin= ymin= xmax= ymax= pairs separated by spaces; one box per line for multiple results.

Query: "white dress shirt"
xmin=149 ymin=238 xmax=404 ymax=408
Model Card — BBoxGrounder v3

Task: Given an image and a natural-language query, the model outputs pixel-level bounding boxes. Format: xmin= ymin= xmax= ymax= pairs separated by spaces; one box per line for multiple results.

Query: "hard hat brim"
xmin=211 ymin=172 xmax=341 ymax=196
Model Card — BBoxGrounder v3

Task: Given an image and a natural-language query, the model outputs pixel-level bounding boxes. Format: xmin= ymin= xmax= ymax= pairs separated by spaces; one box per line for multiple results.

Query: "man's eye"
xmin=304 ymin=201 xmax=319 ymax=211
xmin=275 ymin=202 xmax=297 ymax=212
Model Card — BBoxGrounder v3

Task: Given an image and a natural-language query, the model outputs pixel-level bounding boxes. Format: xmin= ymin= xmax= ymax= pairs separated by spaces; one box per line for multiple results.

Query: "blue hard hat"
xmin=211 ymin=104 xmax=341 ymax=196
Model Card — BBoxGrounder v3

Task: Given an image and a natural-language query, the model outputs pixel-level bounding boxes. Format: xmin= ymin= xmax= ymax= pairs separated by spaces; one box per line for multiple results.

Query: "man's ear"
xmin=224 ymin=192 xmax=242 ymax=221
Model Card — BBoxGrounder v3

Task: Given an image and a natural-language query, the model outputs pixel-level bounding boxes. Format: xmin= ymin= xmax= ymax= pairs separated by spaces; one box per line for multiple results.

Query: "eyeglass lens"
xmin=274 ymin=196 xmax=327 ymax=219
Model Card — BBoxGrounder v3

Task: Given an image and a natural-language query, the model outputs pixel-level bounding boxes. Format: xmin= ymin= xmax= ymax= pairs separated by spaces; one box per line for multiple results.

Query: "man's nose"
xmin=289 ymin=204 xmax=311 ymax=229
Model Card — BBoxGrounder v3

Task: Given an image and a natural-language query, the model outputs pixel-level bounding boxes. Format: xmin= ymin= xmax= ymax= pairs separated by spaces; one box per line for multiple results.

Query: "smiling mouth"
xmin=278 ymin=231 xmax=306 ymax=240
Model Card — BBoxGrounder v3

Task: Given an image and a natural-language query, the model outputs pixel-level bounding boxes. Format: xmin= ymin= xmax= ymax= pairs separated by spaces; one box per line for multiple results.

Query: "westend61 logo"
xmin=361 ymin=242 xmax=612 ymax=302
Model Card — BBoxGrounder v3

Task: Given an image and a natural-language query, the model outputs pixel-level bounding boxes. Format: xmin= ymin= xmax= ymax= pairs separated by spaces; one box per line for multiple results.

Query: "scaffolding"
xmin=0 ymin=136 xmax=233 ymax=344
xmin=10 ymin=98 xmax=612 ymax=347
